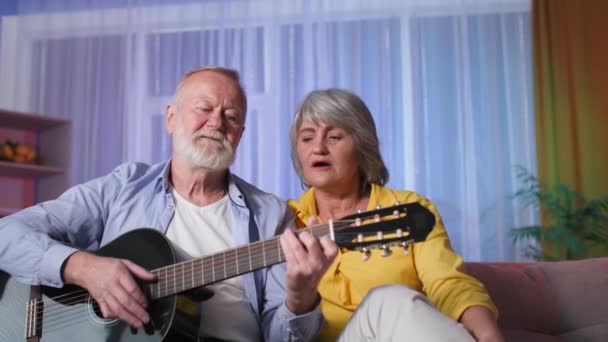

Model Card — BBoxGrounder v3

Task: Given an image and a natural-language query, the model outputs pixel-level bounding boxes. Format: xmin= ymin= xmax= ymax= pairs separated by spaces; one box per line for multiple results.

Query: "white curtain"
xmin=0 ymin=0 xmax=537 ymax=261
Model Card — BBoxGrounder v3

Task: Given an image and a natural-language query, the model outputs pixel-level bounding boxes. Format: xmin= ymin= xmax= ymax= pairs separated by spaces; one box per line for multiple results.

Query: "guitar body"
xmin=0 ymin=229 xmax=181 ymax=342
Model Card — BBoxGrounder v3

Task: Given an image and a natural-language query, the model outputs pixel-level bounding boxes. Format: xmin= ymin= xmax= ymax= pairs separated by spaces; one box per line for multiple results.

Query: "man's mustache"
xmin=192 ymin=129 xmax=227 ymax=142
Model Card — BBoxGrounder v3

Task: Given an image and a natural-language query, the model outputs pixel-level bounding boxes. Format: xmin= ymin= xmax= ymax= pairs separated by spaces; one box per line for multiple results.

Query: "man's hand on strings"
xmin=62 ymin=251 xmax=156 ymax=328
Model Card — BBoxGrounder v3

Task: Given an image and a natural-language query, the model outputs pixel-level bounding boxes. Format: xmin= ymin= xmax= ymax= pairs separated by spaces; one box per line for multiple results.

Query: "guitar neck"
xmin=144 ymin=202 xmax=433 ymax=300
xmin=146 ymin=224 xmax=332 ymax=300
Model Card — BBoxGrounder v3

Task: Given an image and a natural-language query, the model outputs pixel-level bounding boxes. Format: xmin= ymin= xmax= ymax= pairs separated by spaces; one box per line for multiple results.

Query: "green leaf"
xmin=511 ymin=167 xmax=608 ymax=260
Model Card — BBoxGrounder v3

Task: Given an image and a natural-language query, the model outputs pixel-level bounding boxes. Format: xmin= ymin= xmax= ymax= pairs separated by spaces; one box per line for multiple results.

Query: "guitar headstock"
xmin=332 ymin=202 xmax=435 ymax=261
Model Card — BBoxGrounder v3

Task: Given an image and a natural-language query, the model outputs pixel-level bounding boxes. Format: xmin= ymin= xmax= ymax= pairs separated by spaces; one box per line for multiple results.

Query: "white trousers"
xmin=337 ymin=285 xmax=475 ymax=342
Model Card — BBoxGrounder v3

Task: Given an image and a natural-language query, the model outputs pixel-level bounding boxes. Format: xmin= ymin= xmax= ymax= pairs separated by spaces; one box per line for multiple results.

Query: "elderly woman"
xmin=288 ymin=89 xmax=504 ymax=342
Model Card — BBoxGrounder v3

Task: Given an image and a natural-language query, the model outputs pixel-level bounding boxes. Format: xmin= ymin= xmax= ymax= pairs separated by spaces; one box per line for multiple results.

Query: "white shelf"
xmin=0 ymin=109 xmax=71 ymax=209
xmin=0 ymin=109 xmax=69 ymax=130
xmin=0 ymin=207 xmax=20 ymax=217
xmin=0 ymin=160 xmax=64 ymax=178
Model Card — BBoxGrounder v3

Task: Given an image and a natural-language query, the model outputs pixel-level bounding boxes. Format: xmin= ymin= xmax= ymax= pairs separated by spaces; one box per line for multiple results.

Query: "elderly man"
xmin=0 ymin=66 xmax=337 ymax=341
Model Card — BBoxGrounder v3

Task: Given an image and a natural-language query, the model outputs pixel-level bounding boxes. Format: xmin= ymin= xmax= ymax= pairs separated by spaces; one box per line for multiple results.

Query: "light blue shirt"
xmin=0 ymin=161 xmax=322 ymax=341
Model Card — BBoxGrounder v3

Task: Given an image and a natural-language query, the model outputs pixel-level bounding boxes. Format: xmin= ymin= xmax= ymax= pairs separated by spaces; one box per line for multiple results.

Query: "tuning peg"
xmin=373 ymin=206 xmax=382 ymax=222
xmin=393 ymin=202 xmax=401 ymax=217
xmin=353 ymin=210 xmax=362 ymax=227
xmin=361 ymin=247 xmax=371 ymax=261
xmin=401 ymin=241 xmax=410 ymax=256
xmin=357 ymin=233 xmax=364 ymax=242
xmin=381 ymin=245 xmax=392 ymax=257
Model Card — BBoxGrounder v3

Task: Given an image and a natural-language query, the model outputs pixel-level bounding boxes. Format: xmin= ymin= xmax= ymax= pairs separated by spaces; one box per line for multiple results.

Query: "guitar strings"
xmin=36 ymin=304 xmax=94 ymax=335
xmin=35 ymin=213 xmax=410 ymax=335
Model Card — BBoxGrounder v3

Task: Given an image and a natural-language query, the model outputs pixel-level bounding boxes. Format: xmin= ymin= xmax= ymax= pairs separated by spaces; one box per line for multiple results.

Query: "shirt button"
xmin=168 ymin=204 xmax=174 ymax=208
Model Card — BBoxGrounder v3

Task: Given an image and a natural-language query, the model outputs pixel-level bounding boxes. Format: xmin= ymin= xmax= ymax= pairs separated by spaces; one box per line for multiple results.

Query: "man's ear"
xmin=166 ymin=104 xmax=176 ymax=134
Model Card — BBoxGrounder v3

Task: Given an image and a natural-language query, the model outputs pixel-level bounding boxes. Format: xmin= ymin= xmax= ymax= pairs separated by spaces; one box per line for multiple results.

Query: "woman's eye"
xmin=329 ymin=135 xmax=342 ymax=141
xmin=301 ymin=137 xmax=313 ymax=142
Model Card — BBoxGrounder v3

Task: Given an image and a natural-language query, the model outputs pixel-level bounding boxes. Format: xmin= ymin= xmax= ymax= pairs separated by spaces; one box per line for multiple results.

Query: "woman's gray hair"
xmin=289 ymin=88 xmax=389 ymax=192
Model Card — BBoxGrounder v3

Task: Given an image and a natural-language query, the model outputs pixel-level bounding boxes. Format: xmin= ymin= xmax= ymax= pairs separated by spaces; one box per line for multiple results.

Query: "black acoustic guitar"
xmin=0 ymin=202 xmax=435 ymax=342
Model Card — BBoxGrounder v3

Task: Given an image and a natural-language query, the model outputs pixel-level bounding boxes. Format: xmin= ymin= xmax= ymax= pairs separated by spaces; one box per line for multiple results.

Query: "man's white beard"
xmin=174 ymin=127 xmax=235 ymax=171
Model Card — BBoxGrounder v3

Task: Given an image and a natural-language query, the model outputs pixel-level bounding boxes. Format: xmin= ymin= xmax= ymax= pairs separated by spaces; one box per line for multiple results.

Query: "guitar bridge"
xmin=25 ymin=286 xmax=42 ymax=340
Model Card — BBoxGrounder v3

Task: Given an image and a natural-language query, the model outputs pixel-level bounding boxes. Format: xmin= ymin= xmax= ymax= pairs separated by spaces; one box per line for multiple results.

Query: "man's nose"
xmin=206 ymin=110 xmax=225 ymax=131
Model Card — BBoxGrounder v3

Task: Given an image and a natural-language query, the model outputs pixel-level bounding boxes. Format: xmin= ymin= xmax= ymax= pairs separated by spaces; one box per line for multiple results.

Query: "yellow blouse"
xmin=288 ymin=184 xmax=498 ymax=341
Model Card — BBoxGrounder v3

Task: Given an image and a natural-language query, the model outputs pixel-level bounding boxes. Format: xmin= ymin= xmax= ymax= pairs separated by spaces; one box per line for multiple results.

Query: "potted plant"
xmin=511 ymin=166 xmax=608 ymax=261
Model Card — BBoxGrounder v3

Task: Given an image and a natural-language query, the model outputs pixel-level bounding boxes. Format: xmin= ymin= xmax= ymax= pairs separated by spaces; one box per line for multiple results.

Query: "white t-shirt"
xmin=166 ymin=187 xmax=260 ymax=341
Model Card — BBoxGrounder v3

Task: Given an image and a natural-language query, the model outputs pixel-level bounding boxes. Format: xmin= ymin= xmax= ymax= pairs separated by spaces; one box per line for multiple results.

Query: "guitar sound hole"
xmin=88 ymin=297 xmax=119 ymax=325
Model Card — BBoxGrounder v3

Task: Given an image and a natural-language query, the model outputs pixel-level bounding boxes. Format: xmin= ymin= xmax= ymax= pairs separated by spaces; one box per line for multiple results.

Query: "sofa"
xmin=466 ymin=257 xmax=608 ymax=342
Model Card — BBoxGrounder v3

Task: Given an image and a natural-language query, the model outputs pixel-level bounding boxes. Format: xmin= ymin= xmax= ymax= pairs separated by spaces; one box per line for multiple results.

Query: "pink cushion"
xmin=537 ymin=259 xmax=608 ymax=334
xmin=465 ymin=262 xmax=559 ymax=333
xmin=502 ymin=329 xmax=560 ymax=342
xmin=466 ymin=258 xmax=608 ymax=342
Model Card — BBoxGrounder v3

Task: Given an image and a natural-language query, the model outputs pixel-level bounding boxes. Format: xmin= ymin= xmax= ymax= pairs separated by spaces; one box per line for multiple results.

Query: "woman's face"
xmin=296 ymin=119 xmax=360 ymax=193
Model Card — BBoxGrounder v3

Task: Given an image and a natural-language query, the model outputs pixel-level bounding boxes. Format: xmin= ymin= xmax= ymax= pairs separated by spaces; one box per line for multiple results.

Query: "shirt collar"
xmin=157 ymin=159 xmax=246 ymax=207
xmin=226 ymin=172 xmax=247 ymax=208
xmin=294 ymin=187 xmax=317 ymax=220
xmin=154 ymin=160 xmax=172 ymax=193
xmin=294 ymin=183 xmax=388 ymax=220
